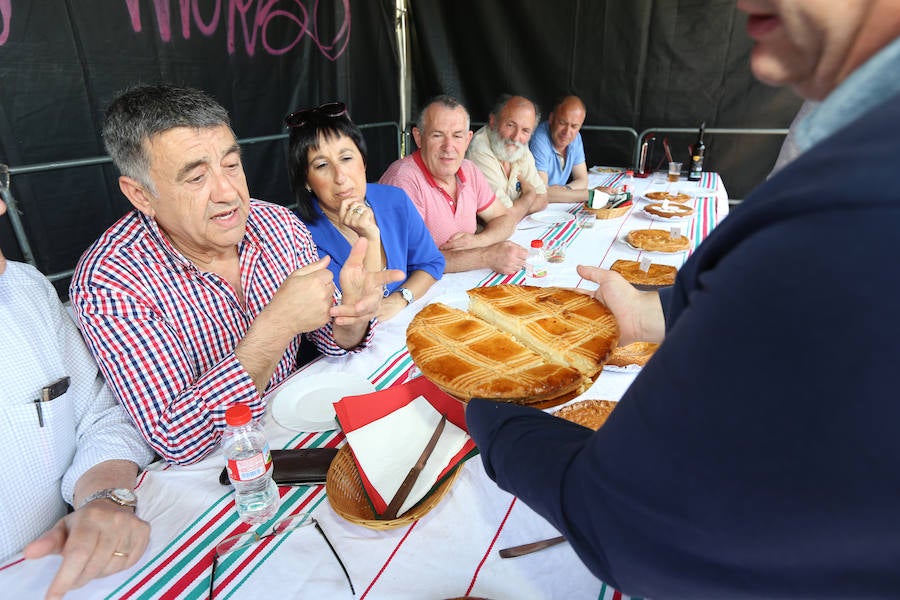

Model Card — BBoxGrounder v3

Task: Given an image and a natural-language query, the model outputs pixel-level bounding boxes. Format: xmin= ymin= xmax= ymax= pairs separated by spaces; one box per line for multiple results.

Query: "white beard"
xmin=488 ymin=128 xmax=528 ymax=163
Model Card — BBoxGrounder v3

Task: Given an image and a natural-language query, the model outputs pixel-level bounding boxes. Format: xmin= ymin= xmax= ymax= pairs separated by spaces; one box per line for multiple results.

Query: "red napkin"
xmin=333 ymin=377 xmax=478 ymax=515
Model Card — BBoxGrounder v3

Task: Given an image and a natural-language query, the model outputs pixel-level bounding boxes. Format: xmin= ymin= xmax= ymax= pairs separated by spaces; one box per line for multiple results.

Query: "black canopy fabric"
xmin=0 ymin=0 xmax=801 ymax=290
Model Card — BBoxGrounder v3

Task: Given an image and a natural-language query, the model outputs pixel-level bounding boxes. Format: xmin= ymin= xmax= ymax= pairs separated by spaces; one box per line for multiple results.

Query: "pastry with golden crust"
xmin=405 ymin=302 xmax=585 ymax=404
xmin=406 ymin=286 xmax=620 ymax=405
xmin=626 ymin=229 xmax=690 ymax=253
xmin=645 ymin=191 xmax=692 ymax=203
xmin=609 ymin=259 xmax=677 ymax=289
xmin=645 ymin=202 xmax=694 ymax=218
xmin=606 ymin=342 xmax=659 ymax=367
xmin=467 ymin=285 xmax=618 ymax=379
xmin=553 ymin=399 xmax=618 ymax=430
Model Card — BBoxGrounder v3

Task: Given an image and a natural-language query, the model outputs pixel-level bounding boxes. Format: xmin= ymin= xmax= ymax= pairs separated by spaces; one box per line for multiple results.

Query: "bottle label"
xmin=226 ymin=443 xmax=273 ymax=482
xmin=525 ymin=257 xmax=547 ymax=278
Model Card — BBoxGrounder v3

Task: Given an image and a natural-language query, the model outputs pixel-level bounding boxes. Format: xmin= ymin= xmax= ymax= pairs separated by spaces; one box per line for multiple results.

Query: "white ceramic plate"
xmin=589 ymin=165 xmax=625 ymax=174
xmin=602 ymin=364 xmax=644 ymax=373
xmin=638 ymin=206 xmax=694 ymax=222
xmin=528 ymin=210 xmax=575 ymax=226
xmin=619 ymin=234 xmax=690 ymax=255
xmin=269 ymin=372 xmax=376 ymax=432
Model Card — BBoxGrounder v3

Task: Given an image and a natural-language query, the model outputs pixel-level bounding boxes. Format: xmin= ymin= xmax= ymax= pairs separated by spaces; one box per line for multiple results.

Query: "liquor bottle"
xmin=688 ymin=122 xmax=706 ymax=182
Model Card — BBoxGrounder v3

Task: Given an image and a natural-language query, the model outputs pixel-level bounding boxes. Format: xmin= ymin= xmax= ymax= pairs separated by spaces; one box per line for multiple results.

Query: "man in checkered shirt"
xmin=70 ymin=85 xmax=402 ymax=465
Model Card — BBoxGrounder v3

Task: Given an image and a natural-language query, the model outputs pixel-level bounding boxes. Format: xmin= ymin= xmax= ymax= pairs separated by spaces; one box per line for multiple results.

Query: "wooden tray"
xmin=326 ymin=445 xmax=460 ymax=530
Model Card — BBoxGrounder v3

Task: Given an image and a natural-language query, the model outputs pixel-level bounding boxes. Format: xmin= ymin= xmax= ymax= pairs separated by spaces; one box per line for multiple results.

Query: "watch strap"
xmin=79 ymin=487 xmax=137 ymax=510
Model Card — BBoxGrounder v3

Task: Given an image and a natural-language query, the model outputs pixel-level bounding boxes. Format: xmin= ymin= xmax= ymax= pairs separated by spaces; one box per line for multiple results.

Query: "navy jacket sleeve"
xmin=466 ymin=94 xmax=900 ymax=600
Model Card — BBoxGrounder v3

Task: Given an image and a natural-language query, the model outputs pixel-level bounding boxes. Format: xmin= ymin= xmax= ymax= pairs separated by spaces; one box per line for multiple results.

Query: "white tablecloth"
xmin=1 ymin=169 xmax=728 ymax=599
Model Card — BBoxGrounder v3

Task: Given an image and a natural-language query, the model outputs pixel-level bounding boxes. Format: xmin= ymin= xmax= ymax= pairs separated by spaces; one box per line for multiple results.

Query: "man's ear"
xmin=118 ymin=176 xmax=154 ymax=217
xmin=488 ymin=114 xmax=496 ymax=130
xmin=411 ymin=127 xmax=422 ymax=149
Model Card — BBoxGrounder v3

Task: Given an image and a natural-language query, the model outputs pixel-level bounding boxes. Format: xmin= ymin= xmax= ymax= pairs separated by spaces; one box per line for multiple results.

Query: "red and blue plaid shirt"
xmin=70 ymin=200 xmax=374 ymax=464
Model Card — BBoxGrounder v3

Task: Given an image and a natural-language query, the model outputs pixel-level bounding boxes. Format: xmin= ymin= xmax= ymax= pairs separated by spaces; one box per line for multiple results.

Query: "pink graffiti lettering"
xmin=0 ymin=0 xmax=10 ymax=46
xmin=124 ymin=0 xmax=350 ymax=59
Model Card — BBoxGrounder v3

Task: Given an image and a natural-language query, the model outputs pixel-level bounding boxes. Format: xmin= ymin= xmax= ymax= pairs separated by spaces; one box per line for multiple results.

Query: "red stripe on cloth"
xmin=613 ymin=590 xmax=623 ymax=600
xmin=117 ymin=501 xmax=245 ymax=599
xmin=197 ymin=490 xmax=327 ymax=599
xmin=0 ymin=556 xmax=24 ymax=573
xmin=360 ymin=521 xmax=420 ymax=599
xmin=465 ymin=497 xmax=517 ymax=596
xmin=372 ymin=352 xmax=413 ymax=386
xmin=212 ymin=535 xmax=278 ymax=597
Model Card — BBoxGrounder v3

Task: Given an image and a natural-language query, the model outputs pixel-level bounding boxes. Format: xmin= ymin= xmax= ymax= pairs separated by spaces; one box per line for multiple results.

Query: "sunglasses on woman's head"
xmin=285 ymin=102 xmax=348 ymax=128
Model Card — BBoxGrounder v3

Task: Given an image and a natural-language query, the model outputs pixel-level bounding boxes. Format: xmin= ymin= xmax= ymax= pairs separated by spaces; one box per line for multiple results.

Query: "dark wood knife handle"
xmin=498 ymin=535 xmax=567 ymax=558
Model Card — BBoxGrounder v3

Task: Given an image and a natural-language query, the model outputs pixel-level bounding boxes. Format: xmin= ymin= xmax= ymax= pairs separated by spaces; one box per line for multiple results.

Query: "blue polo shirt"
xmin=529 ymin=121 xmax=585 ymax=186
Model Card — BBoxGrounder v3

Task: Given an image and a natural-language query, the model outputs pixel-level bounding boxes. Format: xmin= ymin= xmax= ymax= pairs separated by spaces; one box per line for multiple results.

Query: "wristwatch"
xmin=399 ymin=288 xmax=414 ymax=305
xmin=79 ymin=487 xmax=138 ymax=511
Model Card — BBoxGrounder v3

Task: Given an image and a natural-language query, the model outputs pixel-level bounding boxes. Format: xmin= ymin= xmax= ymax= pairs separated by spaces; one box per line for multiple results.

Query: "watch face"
xmin=401 ymin=288 xmax=414 ymax=304
xmin=112 ymin=488 xmax=137 ymax=504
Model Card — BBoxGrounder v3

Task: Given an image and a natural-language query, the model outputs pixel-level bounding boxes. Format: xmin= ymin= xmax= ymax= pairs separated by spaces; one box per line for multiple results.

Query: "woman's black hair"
xmin=286 ymin=107 xmax=368 ymax=224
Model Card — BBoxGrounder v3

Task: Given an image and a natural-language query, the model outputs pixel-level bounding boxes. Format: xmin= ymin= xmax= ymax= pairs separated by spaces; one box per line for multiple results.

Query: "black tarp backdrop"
xmin=0 ymin=0 xmax=803 ymax=297
xmin=408 ymin=0 xmax=803 ymax=197
xmin=0 ymin=0 xmax=399 ymax=293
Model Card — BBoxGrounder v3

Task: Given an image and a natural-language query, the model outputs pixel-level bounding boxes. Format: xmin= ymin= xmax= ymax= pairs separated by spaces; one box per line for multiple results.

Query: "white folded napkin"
xmin=344 ymin=395 xmax=469 ymax=516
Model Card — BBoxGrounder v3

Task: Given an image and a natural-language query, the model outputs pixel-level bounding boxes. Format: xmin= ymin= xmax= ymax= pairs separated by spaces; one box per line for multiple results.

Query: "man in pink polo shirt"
xmin=379 ymin=95 xmax=527 ymax=274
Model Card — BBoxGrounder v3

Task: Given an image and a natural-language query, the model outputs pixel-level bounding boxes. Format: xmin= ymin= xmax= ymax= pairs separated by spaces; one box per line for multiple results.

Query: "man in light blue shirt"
xmin=529 ymin=95 xmax=591 ymax=204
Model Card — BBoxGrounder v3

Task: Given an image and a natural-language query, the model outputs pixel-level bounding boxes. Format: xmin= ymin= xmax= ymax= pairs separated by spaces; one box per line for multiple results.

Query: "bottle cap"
xmin=225 ymin=404 xmax=252 ymax=426
xmin=530 ymin=239 xmax=544 ymax=249
xmin=625 ymin=170 xmax=634 ymax=177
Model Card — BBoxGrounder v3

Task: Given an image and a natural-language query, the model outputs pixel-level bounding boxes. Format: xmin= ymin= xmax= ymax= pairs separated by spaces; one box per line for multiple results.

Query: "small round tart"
xmin=606 ymin=342 xmax=659 ymax=367
xmin=645 ymin=202 xmax=693 ymax=218
xmin=609 ymin=259 xmax=676 ymax=288
xmin=626 ymin=229 xmax=690 ymax=252
xmin=644 ymin=191 xmax=692 ymax=203
xmin=553 ymin=399 xmax=617 ymax=430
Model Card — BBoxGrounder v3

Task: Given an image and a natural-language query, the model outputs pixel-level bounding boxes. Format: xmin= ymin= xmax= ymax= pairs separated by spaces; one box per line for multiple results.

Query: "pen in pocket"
xmin=34 ymin=376 xmax=70 ymax=427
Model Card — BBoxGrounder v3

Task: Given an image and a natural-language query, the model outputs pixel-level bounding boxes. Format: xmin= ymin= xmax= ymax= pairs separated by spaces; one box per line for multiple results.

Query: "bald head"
xmin=548 ymin=96 xmax=586 ymax=153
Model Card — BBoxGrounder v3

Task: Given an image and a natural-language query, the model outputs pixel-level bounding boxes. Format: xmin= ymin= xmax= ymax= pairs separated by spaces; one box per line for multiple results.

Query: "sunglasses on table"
xmin=284 ymin=101 xmax=348 ymax=129
xmin=208 ymin=512 xmax=355 ymax=598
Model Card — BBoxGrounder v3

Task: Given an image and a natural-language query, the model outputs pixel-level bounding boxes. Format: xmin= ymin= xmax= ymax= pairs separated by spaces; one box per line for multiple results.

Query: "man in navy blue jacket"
xmin=466 ymin=1 xmax=900 ymax=598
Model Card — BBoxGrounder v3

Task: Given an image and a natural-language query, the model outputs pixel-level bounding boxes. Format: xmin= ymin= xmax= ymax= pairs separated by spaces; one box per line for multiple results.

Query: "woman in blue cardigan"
xmin=286 ymin=102 xmax=444 ymax=321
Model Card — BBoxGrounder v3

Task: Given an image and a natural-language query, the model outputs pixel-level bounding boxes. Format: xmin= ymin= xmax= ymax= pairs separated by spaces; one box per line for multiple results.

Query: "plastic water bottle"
xmin=223 ymin=404 xmax=279 ymax=523
xmin=525 ymin=239 xmax=547 ymax=278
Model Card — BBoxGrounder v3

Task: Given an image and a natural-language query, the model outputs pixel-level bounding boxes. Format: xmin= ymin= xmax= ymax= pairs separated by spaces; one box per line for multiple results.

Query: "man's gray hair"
xmin=490 ymin=94 xmax=541 ymax=126
xmin=416 ymin=94 xmax=470 ymax=132
xmin=102 ymin=84 xmax=233 ymax=193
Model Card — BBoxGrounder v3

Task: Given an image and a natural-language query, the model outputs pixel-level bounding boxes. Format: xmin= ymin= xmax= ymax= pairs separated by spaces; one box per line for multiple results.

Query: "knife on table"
xmin=498 ymin=535 xmax=567 ymax=558
xmin=381 ymin=414 xmax=447 ymax=520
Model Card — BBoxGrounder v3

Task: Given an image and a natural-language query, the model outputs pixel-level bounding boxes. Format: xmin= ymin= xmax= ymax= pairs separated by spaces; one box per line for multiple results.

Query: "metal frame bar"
xmin=0 ymin=122 xmax=402 ymax=283
xmin=635 ymin=127 xmax=789 ymax=170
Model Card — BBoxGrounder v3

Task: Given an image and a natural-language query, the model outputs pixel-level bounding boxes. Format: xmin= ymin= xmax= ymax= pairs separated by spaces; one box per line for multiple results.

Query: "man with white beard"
xmin=466 ymin=94 xmax=548 ymax=222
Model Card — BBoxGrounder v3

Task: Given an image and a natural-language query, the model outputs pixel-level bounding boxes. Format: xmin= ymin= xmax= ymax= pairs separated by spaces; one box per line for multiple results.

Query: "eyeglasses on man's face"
xmin=284 ymin=101 xmax=348 ymax=129
xmin=208 ymin=512 xmax=355 ymax=598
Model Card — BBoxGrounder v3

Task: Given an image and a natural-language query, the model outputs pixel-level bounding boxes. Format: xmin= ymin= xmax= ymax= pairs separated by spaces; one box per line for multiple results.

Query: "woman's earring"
xmin=305 ymin=185 xmax=312 ymax=193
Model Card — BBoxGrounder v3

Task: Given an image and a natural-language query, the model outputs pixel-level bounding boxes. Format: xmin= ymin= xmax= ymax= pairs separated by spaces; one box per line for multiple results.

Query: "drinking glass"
xmin=667 ymin=162 xmax=682 ymax=182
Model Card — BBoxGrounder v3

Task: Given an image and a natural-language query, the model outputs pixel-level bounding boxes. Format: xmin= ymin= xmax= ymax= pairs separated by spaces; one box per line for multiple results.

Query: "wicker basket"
xmin=326 ymin=445 xmax=460 ymax=530
xmin=583 ymin=203 xmax=630 ymax=220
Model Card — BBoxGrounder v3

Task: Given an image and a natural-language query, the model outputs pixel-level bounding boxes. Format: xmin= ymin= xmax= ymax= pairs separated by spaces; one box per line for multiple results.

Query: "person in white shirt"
xmin=0 ymin=195 xmax=155 ymax=599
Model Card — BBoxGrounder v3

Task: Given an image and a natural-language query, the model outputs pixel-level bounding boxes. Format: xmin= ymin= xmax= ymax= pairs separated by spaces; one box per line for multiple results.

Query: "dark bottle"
xmin=688 ymin=122 xmax=706 ymax=182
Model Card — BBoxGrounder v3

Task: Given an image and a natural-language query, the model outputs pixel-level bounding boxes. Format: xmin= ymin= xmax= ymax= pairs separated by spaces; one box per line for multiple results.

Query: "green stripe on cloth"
xmin=211 ymin=495 xmax=328 ymax=600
